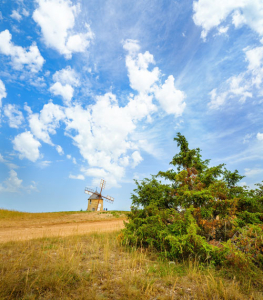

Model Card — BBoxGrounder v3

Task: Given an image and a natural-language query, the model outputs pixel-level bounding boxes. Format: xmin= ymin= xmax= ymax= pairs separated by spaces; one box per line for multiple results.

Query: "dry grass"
xmin=0 ymin=210 xmax=261 ymax=299
xmin=0 ymin=231 xmax=262 ymax=300
xmin=0 ymin=209 xmax=127 ymax=229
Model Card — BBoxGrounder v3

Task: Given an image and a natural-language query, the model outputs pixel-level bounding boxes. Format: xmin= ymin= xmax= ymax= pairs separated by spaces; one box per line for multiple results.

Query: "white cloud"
xmin=193 ymin=1 xmax=263 ymax=108
xmin=123 ymin=39 xmax=186 ymax=117
xmin=124 ymin=40 xmax=160 ymax=93
xmin=52 ymin=66 xmax=79 ymax=86
xmin=257 ymin=132 xmax=263 ymax=141
xmin=13 ymin=131 xmax=41 ymax=162
xmin=33 ymin=0 xmax=94 ymax=59
xmin=154 ymin=75 xmax=186 ymax=116
xmin=10 ymin=10 xmax=22 ymax=21
xmin=193 ymin=0 xmax=263 ymax=40
xmin=0 ymin=154 xmax=4 ymax=163
xmin=123 ymin=39 xmax=140 ymax=54
xmin=26 ymin=101 xmax=65 ymax=145
xmin=56 ymin=145 xmax=64 ymax=155
xmin=50 ymin=82 xmax=74 ymax=105
xmin=0 ymin=79 xmax=7 ymax=108
xmin=66 ymin=154 xmax=76 ymax=164
xmin=0 ymin=30 xmax=44 ymax=72
xmin=0 ymin=170 xmax=37 ymax=193
xmin=0 ymin=170 xmax=22 ymax=193
xmin=208 ymin=68 xmax=253 ymax=109
xmin=131 ymin=151 xmax=143 ymax=168
xmin=29 ymin=76 xmax=46 ymax=88
xmin=0 ymin=153 xmax=19 ymax=169
xmin=69 ymin=174 xmax=85 ymax=180
xmin=22 ymin=8 xmax=30 ymax=17
xmin=16 ymin=40 xmax=186 ymax=188
xmin=243 ymin=133 xmax=254 ymax=144
xmin=244 ymin=168 xmax=263 ymax=177
xmin=49 ymin=66 xmax=79 ymax=105
xmin=4 ymin=104 xmax=24 ymax=128
xmin=39 ymin=160 xmax=51 ymax=168
xmin=217 ymin=26 xmax=229 ymax=35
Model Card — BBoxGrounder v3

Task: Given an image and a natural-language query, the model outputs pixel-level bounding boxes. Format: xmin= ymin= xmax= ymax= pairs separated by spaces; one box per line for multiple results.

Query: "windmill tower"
xmin=84 ymin=179 xmax=114 ymax=211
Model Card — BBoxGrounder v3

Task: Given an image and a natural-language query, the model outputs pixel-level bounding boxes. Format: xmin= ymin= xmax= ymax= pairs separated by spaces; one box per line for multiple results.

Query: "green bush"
xmin=121 ymin=133 xmax=263 ymax=270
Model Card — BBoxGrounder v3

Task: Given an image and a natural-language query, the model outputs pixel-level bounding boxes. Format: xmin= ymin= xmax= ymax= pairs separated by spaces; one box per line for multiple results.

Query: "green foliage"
xmin=121 ymin=133 xmax=263 ymax=271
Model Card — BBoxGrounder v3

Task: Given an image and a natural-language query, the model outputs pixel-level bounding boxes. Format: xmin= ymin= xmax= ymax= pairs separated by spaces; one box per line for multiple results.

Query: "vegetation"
xmin=1 ymin=231 xmax=262 ymax=299
xmin=121 ymin=133 xmax=263 ymax=289
xmin=1 ymin=135 xmax=263 ymax=298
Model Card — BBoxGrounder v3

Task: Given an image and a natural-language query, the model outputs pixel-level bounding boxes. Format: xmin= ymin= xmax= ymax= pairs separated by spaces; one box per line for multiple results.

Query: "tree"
xmin=121 ymin=133 xmax=263 ymax=269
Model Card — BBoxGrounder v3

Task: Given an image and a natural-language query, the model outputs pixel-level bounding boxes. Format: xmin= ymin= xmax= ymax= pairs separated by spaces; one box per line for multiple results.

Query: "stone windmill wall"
xmin=87 ymin=193 xmax=103 ymax=211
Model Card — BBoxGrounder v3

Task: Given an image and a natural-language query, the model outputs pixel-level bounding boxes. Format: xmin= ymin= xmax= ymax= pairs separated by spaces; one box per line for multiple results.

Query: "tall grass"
xmin=0 ymin=231 xmax=261 ymax=299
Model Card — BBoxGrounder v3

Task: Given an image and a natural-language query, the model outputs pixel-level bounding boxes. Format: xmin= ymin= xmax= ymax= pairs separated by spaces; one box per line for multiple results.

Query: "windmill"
xmin=84 ymin=179 xmax=114 ymax=211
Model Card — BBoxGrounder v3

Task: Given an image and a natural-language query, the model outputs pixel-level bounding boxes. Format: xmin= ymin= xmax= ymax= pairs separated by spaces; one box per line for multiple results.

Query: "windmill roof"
xmin=88 ymin=193 xmax=101 ymax=200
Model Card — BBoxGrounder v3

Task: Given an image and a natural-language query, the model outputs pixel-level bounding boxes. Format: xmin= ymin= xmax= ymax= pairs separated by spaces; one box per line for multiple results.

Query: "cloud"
xmin=26 ymin=101 xmax=65 ymax=145
xmin=69 ymin=174 xmax=85 ymax=180
xmin=66 ymin=154 xmax=76 ymax=164
xmin=18 ymin=40 xmax=186 ymax=187
xmin=33 ymin=0 xmax=94 ymax=59
xmin=22 ymin=9 xmax=30 ymax=17
xmin=10 ymin=10 xmax=22 ymax=21
xmin=193 ymin=0 xmax=263 ymax=40
xmin=0 ymin=30 xmax=44 ymax=72
xmin=49 ymin=66 xmax=79 ymax=105
xmin=257 ymin=132 xmax=263 ymax=141
xmin=29 ymin=76 xmax=46 ymax=88
xmin=0 ymin=80 xmax=6 ymax=123
xmin=243 ymin=133 xmax=254 ymax=144
xmin=208 ymin=59 xmax=255 ymax=109
xmin=4 ymin=104 xmax=24 ymax=128
xmin=123 ymin=39 xmax=186 ymax=117
xmin=131 ymin=151 xmax=143 ymax=168
xmin=13 ymin=131 xmax=41 ymax=162
xmin=124 ymin=40 xmax=159 ymax=93
xmin=50 ymin=82 xmax=74 ymax=105
xmin=0 ymin=169 xmax=37 ymax=193
xmin=154 ymin=75 xmax=186 ymax=117
xmin=52 ymin=66 xmax=80 ymax=86
xmin=0 ymin=170 xmax=22 ymax=193
xmin=56 ymin=145 xmax=64 ymax=155
xmin=244 ymin=168 xmax=263 ymax=177
xmin=39 ymin=160 xmax=51 ymax=168
xmin=0 ymin=153 xmax=19 ymax=169
xmin=193 ymin=1 xmax=263 ymax=109
xmin=0 ymin=79 xmax=7 ymax=108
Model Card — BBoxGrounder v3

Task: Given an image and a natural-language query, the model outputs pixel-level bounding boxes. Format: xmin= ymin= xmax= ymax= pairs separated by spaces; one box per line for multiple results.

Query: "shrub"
xmin=121 ymin=133 xmax=263 ymax=270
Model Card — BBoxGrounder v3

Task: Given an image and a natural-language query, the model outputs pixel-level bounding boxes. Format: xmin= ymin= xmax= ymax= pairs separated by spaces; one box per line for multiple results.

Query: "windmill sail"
xmin=84 ymin=187 xmax=94 ymax=195
xmin=102 ymin=195 xmax=114 ymax=203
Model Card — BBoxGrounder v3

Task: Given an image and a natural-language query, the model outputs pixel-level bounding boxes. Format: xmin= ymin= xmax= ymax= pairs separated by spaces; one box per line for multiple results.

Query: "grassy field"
xmin=0 ymin=209 xmax=127 ymax=226
xmin=0 ymin=210 xmax=262 ymax=299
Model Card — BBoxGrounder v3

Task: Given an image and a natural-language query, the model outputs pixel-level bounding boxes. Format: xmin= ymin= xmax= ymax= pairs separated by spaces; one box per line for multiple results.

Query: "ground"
xmin=0 ymin=209 xmax=262 ymax=299
xmin=0 ymin=210 xmax=126 ymax=242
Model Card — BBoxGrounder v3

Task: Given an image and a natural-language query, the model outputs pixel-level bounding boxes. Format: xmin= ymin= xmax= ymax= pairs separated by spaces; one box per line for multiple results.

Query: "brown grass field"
xmin=0 ymin=209 xmax=262 ymax=299
xmin=0 ymin=210 xmax=126 ymax=242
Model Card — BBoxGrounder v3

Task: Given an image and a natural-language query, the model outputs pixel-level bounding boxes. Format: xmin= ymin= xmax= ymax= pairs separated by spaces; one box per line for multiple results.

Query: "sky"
xmin=0 ymin=0 xmax=263 ymax=212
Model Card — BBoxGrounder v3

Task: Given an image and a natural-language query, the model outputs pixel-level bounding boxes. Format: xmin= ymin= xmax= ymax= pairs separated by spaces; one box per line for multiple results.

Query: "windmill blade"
xmin=100 ymin=179 xmax=106 ymax=189
xmin=84 ymin=187 xmax=94 ymax=195
xmin=102 ymin=195 xmax=114 ymax=203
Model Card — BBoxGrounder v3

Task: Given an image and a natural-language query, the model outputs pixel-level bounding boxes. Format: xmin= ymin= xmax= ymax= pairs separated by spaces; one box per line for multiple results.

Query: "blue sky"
xmin=1 ymin=0 xmax=263 ymax=212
